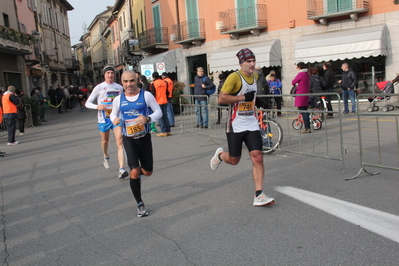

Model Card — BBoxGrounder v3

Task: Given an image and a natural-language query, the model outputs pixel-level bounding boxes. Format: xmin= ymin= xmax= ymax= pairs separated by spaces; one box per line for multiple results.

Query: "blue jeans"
xmin=195 ymin=99 xmax=208 ymax=127
xmin=166 ymin=99 xmax=175 ymax=126
xmin=342 ymin=89 xmax=356 ymax=113
xmin=298 ymin=106 xmax=310 ymax=130
xmin=158 ymin=103 xmax=170 ymax=133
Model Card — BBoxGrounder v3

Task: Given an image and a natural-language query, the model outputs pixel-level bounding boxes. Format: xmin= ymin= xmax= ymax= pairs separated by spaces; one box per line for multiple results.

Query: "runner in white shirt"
xmin=85 ymin=65 xmax=128 ymax=179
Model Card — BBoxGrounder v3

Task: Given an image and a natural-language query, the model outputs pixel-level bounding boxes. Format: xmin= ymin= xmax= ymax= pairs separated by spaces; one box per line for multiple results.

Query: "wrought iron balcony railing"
xmin=138 ymin=27 xmax=168 ymax=50
xmin=307 ymin=0 xmax=369 ymax=20
xmin=219 ymin=4 xmax=267 ymax=34
xmin=172 ymin=19 xmax=205 ymax=44
xmin=65 ymin=58 xmax=80 ymax=70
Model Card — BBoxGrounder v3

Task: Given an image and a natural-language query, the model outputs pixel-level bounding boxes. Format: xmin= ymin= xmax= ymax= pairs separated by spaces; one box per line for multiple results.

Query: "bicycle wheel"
xmin=292 ymin=119 xmax=303 ymax=130
xmin=314 ymin=99 xmax=326 ymax=122
xmin=313 ymin=118 xmax=322 ymax=130
xmin=260 ymin=117 xmax=283 ymax=155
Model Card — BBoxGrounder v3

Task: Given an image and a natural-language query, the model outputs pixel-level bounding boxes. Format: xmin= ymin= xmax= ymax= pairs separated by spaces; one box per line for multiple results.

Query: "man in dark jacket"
xmin=255 ymin=67 xmax=270 ymax=110
xmin=339 ymin=63 xmax=357 ymax=113
xmin=194 ymin=67 xmax=214 ymax=128
xmin=323 ymin=62 xmax=336 ymax=118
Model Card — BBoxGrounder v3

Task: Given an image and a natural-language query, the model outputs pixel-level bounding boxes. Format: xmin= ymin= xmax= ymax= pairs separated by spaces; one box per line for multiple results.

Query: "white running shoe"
xmin=210 ymin=147 xmax=224 ymax=170
xmin=137 ymin=202 xmax=148 ymax=217
xmin=7 ymin=141 xmax=19 ymax=146
xmin=253 ymin=192 xmax=275 ymax=206
xmin=103 ymin=157 xmax=110 ymax=169
xmin=118 ymin=168 xmax=128 ymax=179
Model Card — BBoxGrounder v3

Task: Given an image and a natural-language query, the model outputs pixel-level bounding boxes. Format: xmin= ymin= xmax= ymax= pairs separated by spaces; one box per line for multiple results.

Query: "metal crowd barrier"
xmin=176 ymin=92 xmax=347 ymax=172
xmin=347 ymin=93 xmax=399 ymax=180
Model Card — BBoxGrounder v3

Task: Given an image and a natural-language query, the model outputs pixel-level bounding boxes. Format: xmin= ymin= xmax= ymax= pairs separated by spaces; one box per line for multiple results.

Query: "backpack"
xmin=203 ymin=76 xmax=216 ymax=95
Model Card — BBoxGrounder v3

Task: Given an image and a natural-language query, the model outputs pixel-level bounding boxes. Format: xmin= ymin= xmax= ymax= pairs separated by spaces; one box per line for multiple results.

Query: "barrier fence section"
xmin=177 ymin=92 xmax=347 ymax=172
xmin=348 ymin=93 xmax=399 ymax=180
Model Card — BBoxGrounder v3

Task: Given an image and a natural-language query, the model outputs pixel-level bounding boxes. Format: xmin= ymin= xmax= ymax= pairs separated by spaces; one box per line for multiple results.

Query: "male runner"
xmin=210 ymin=48 xmax=275 ymax=207
xmin=85 ymin=65 xmax=128 ymax=179
xmin=110 ymin=70 xmax=162 ymax=217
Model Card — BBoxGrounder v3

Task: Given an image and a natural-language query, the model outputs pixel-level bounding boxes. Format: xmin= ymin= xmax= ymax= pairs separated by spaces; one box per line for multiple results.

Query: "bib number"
xmin=105 ymin=107 xmax=112 ymax=118
xmin=238 ymin=101 xmax=254 ymax=116
xmin=125 ymin=119 xmax=145 ymax=138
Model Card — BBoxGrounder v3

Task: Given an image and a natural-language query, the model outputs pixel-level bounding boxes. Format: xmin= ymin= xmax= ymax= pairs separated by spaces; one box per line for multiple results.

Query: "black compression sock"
xmin=130 ymin=178 xmax=142 ymax=204
xmin=255 ymin=190 xmax=262 ymax=197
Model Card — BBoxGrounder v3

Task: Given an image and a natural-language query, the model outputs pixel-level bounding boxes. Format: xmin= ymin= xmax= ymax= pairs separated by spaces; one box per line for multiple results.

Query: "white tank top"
xmin=226 ymin=72 xmax=259 ymax=133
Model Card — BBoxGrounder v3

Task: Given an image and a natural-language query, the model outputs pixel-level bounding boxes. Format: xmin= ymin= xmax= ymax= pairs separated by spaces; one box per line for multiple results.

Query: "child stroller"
xmin=367 ymin=81 xmax=395 ymax=112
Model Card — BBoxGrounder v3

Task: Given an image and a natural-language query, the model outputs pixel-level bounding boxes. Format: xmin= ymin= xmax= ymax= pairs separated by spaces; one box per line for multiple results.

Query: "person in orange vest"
xmin=2 ymin=86 xmax=20 ymax=145
xmin=161 ymin=72 xmax=175 ymax=127
xmin=150 ymin=72 xmax=170 ymax=137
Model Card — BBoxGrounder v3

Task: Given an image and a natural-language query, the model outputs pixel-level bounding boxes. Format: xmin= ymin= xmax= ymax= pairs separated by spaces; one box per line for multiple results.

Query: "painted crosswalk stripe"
xmin=275 ymin=186 xmax=399 ymax=243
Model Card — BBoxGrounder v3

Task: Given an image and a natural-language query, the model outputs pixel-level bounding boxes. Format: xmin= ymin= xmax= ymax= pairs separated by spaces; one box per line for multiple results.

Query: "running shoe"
xmin=7 ymin=141 xmax=20 ymax=146
xmin=253 ymin=192 xmax=275 ymax=206
xmin=210 ymin=147 xmax=224 ymax=170
xmin=137 ymin=202 xmax=148 ymax=217
xmin=118 ymin=168 xmax=128 ymax=179
xmin=103 ymin=157 xmax=110 ymax=169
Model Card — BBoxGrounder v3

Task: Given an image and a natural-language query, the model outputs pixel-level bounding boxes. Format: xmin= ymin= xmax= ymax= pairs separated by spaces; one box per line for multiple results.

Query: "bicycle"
xmin=292 ymin=112 xmax=322 ymax=130
xmin=312 ymin=95 xmax=328 ymax=122
xmin=257 ymin=108 xmax=283 ymax=154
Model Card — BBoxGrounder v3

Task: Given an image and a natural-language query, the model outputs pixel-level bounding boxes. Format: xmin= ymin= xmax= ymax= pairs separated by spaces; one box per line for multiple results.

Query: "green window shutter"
xmin=236 ymin=0 xmax=255 ymax=29
xmin=152 ymin=5 xmax=162 ymax=43
xmin=186 ymin=0 xmax=199 ymax=39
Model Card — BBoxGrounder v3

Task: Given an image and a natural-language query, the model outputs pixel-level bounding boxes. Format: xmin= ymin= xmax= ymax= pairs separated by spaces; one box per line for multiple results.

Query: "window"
xmin=41 ymin=4 xmax=48 ymax=25
xmin=3 ymin=13 xmax=10 ymax=28
xmin=327 ymin=0 xmax=353 ymax=14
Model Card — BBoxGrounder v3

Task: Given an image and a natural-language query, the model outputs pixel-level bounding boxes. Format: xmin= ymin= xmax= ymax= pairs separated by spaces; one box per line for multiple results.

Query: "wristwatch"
xmin=146 ymin=116 xmax=152 ymax=123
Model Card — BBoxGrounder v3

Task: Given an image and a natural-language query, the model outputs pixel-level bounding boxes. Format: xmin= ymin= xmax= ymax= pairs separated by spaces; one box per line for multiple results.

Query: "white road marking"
xmin=275 ymin=186 xmax=399 ymax=243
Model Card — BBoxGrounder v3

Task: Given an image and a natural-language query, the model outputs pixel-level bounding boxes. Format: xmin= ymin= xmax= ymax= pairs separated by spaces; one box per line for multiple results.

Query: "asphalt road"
xmin=1 ymin=104 xmax=399 ymax=266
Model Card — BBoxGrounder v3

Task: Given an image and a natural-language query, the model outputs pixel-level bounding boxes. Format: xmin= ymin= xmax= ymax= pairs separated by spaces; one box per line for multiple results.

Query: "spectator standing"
xmin=15 ymin=90 xmax=26 ymax=135
xmin=150 ymin=72 xmax=170 ymax=137
xmin=2 ymin=86 xmax=20 ymax=145
xmin=309 ymin=68 xmax=327 ymax=108
xmin=194 ymin=67 xmax=214 ymax=128
xmin=210 ymin=48 xmax=275 ymax=207
xmin=48 ymin=85 xmax=57 ymax=108
xmin=55 ymin=85 xmax=64 ymax=113
xmin=161 ymin=72 xmax=175 ymax=127
xmin=323 ymin=62 xmax=336 ymax=118
xmin=255 ymin=67 xmax=270 ymax=110
xmin=292 ymin=62 xmax=311 ymax=134
xmin=268 ymin=74 xmax=283 ymax=116
xmin=110 ymin=70 xmax=162 ymax=217
xmin=215 ymin=73 xmax=227 ymax=124
xmin=339 ymin=63 xmax=357 ymax=113
xmin=63 ymin=86 xmax=71 ymax=112
xmin=85 ymin=65 xmax=128 ymax=179
xmin=32 ymin=87 xmax=47 ymax=122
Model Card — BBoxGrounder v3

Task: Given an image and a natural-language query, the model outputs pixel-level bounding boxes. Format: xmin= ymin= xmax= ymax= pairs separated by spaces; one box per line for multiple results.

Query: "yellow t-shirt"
xmin=221 ymin=70 xmax=258 ymax=95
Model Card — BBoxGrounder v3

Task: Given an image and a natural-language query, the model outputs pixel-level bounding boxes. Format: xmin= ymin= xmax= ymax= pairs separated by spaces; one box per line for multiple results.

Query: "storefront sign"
xmin=156 ymin=62 xmax=165 ymax=73
xmin=141 ymin=64 xmax=154 ymax=79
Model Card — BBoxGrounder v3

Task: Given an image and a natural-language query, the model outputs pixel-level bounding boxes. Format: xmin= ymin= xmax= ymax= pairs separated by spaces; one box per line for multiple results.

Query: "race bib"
xmin=125 ymin=119 xmax=145 ymax=138
xmin=105 ymin=106 xmax=112 ymax=118
xmin=237 ymin=101 xmax=254 ymax=116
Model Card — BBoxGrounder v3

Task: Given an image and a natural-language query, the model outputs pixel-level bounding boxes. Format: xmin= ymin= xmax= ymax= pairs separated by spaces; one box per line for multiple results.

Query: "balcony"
xmin=172 ymin=19 xmax=205 ymax=47
xmin=138 ymin=27 xmax=168 ymax=51
xmin=65 ymin=58 xmax=80 ymax=70
xmin=307 ymin=0 xmax=369 ymax=24
xmin=0 ymin=25 xmax=34 ymax=55
xmin=218 ymin=4 xmax=267 ymax=39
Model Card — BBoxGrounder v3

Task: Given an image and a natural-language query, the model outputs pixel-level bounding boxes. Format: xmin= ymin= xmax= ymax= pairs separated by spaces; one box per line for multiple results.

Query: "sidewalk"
xmin=1 ymin=105 xmax=399 ymax=265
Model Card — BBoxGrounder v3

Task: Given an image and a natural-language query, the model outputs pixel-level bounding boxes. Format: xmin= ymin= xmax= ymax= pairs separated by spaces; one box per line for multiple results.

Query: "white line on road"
xmin=275 ymin=186 xmax=399 ymax=244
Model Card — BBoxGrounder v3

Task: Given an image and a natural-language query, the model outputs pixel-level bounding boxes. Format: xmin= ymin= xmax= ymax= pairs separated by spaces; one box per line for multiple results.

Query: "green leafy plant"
xmin=172 ymin=81 xmax=188 ymax=105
